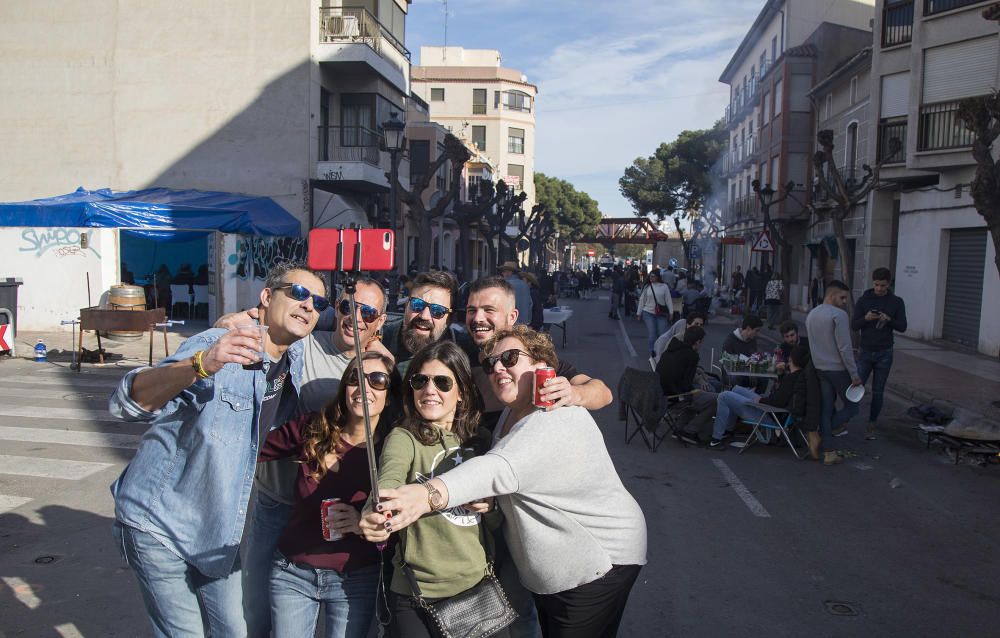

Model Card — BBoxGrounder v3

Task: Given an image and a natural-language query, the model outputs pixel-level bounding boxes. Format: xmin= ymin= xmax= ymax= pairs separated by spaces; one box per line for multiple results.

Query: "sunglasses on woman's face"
xmin=481 ymin=348 xmax=533 ymax=372
xmin=409 ymin=373 xmax=455 ymax=392
xmin=337 ymin=299 xmax=381 ymax=324
xmin=409 ymin=297 xmax=451 ymax=320
xmin=271 ymin=283 xmax=330 ymax=311
xmin=344 ymin=369 xmax=391 ymax=391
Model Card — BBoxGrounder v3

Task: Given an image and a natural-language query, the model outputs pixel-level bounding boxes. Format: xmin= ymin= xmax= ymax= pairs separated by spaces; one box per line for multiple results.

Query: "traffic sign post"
xmin=751 ymin=230 xmax=775 ymax=253
xmin=689 ymin=244 xmax=702 ymax=260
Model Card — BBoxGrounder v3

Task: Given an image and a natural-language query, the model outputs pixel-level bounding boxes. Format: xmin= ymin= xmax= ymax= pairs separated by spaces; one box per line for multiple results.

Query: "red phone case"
xmin=308 ymin=229 xmax=395 ymax=272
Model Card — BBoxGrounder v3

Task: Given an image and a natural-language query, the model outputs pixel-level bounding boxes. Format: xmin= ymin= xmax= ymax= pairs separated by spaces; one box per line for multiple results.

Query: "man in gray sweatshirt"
xmin=806 ymin=280 xmax=862 ymax=456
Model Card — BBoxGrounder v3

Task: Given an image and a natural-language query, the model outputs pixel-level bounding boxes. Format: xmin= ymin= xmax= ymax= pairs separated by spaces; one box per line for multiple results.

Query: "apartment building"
xmin=808 ymin=46 xmax=894 ymax=301
xmin=0 ymin=0 xmax=413 ymax=324
xmin=718 ymin=0 xmax=875 ymax=307
xmin=411 ymin=46 xmax=539 ymax=218
xmin=871 ymin=0 xmax=999 ymax=355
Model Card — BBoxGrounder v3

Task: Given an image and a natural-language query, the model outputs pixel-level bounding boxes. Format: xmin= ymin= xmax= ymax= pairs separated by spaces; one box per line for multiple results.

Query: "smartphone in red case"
xmin=308 ymin=228 xmax=395 ymax=272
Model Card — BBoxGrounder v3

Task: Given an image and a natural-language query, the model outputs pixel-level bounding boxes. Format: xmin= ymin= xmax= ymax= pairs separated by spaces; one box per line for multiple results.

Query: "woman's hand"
xmin=463 ymin=498 xmax=493 ymax=514
xmin=374 ymin=485 xmax=435 ymax=530
xmin=359 ymin=508 xmax=391 ymax=543
xmin=325 ymin=501 xmax=362 ymax=536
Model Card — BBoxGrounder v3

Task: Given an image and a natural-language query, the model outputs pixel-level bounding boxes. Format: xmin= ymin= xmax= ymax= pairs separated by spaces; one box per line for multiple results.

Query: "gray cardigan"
xmin=439 ymin=406 xmax=647 ymax=595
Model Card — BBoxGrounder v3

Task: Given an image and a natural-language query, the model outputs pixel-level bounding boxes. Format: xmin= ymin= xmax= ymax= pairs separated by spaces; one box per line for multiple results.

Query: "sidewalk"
xmin=754 ymin=308 xmax=1000 ymax=438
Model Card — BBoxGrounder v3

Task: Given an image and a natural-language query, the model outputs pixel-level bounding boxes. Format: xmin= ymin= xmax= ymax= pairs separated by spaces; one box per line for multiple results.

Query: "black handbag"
xmin=399 ymin=525 xmax=517 ymax=638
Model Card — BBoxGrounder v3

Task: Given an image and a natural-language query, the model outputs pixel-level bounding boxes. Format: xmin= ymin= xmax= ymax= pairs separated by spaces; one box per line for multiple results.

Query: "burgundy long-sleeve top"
xmin=259 ymin=414 xmax=381 ymax=572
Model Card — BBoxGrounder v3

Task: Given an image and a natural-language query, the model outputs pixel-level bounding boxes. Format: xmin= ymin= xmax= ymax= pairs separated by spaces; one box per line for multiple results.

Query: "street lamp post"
xmin=381 ymin=112 xmax=406 ymax=306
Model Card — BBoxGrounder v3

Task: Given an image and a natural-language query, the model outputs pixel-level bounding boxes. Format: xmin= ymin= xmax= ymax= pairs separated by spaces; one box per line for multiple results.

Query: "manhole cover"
xmin=824 ymin=600 xmax=860 ymax=616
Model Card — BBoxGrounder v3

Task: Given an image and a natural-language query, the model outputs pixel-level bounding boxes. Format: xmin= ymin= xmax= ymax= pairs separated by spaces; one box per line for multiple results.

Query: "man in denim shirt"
xmin=110 ymin=262 xmax=326 ymax=637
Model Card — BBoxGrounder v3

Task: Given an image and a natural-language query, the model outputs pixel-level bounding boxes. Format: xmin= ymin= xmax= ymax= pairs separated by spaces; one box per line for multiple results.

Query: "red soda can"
xmin=533 ymin=367 xmax=557 ymax=408
xmin=321 ymin=498 xmax=344 ymax=541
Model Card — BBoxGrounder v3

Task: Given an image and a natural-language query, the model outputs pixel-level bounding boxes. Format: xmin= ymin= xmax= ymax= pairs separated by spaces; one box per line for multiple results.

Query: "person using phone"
xmin=259 ymin=352 xmax=400 ymax=638
xmin=370 ymin=341 xmax=497 ymax=638
xmin=108 ymin=262 xmax=326 ymax=637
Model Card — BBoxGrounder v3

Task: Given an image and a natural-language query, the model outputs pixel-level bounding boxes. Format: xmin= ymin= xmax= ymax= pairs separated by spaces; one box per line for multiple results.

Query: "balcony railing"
xmin=878 ymin=117 xmax=907 ymax=163
xmin=319 ymin=7 xmax=411 ymax=75
xmin=318 ymin=125 xmax=381 ymax=165
xmin=924 ymin=0 xmax=982 ymax=16
xmin=882 ymin=1 xmax=914 ymax=47
xmin=813 ymin=165 xmax=863 ymax=201
xmin=724 ymin=194 xmax=759 ymax=224
xmin=918 ymin=101 xmax=976 ymax=151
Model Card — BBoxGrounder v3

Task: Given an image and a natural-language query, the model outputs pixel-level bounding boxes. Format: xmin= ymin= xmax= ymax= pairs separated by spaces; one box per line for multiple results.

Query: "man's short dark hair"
xmin=468 ymin=276 xmax=514 ymax=300
xmin=686 ymin=312 xmax=707 ymax=325
xmin=741 ymin=315 xmax=763 ymax=330
xmin=264 ymin=261 xmax=327 ymax=296
xmin=779 ymin=320 xmax=798 ymax=335
xmin=790 ymin=344 xmax=810 ymax=369
xmin=412 ymin=270 xmax=457 ymax=307
xmin=827 ymin=280 xmax=850 ymax=293
xmin=872 ymin=267 xmax=892 ymax=282
xmin=683 ymin=326 xmax=705 ymax=346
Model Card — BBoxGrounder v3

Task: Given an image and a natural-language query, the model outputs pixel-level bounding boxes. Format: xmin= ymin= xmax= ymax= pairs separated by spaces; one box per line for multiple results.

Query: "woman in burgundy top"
xmin=260 ymin=351 xmax=399 ymax=638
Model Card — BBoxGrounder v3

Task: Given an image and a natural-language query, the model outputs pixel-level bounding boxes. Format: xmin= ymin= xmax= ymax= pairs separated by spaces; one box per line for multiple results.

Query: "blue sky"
xmin=406 ymin=0 xmax=765 ymax=216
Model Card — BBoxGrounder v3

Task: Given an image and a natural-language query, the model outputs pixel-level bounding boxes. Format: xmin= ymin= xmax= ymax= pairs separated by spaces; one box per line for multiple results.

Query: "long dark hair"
xmin=401 ymin=341 xmax=483 ymax=446
xmin=301 ymin=351 xmax=398 ymax=482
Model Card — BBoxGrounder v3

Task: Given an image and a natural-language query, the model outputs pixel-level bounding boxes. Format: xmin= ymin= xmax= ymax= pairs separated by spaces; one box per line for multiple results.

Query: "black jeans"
xmin=533 ymin=564 xmax=642 ymax=638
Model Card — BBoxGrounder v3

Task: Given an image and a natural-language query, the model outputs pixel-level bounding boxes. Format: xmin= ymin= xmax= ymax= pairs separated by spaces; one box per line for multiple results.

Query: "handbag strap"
xmin=651 ymin=284 xmax=664 ymax=307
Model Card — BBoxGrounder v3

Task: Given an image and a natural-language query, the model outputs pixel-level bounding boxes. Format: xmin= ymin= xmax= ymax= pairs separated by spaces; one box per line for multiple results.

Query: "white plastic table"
xmin=543 ymin=307 xmax=573 ymax=347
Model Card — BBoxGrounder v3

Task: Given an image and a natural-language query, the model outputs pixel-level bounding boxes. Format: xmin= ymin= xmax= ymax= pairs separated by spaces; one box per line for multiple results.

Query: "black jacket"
xmin=722 ymin=330 xmax=758 ymax=357
xmin=760 ymin=369 xmax=801 ymax=410
xmin=656 ymin=338 xmax=699 ymax=396
xmin=851 ymin=289 xmax=907 ymax=351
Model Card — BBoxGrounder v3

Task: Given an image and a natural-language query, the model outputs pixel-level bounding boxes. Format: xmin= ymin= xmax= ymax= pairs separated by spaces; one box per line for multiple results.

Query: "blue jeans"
xmin=641 ymin=311 xmax=670 ymax=356
xmin=243 ymin=491 xmax=295 ymax=637
xmin=498 ymin=540 xmax=541 ymax=638
xmin=817 ymin=369 xmax=859 ymax=444
xmin=116 ymin=522 xmax=246 ymax=637
xmin=712 ymin=386 xmax=759 ymax=439
xmin=857 ymin=348 xmax=893 ymax=422
xmin=270 ymin=553 xmax=379 ymax=638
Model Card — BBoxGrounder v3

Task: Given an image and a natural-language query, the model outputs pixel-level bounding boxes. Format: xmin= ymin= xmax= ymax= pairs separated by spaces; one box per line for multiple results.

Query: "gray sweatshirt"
xmin=806 ymin=303 xmax=858 ymax=378
xmin=439 ymin=406 xmax=647 ymax=595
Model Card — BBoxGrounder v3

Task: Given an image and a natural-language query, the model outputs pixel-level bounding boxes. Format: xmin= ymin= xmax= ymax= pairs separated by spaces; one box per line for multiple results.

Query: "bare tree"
xmin=812 ymin=129 xmax=900 ymax=296
xmin=957 ymin=90 xmax=1000 ymax=279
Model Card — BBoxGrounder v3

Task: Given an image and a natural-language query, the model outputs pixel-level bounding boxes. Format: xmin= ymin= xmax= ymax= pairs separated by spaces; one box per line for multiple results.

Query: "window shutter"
xmin=923 ymin=37 xmax=999 ymax=103
xmin=880 ymin=72 xmax=909 ymax=118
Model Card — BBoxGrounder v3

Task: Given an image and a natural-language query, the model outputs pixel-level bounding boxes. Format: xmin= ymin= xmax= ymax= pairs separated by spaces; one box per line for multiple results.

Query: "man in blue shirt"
xmin=501 ymin=261 xmax=533 ymax=325
xmin=109 ymin=261 xmax=327 ymax=637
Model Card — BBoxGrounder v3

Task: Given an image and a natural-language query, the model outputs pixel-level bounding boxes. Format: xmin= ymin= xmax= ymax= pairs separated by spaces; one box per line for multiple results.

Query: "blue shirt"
xmin=505 ymin=274 xmax=533 ymax=325
xmin=109 ymin=328 xmax=304 ymax=578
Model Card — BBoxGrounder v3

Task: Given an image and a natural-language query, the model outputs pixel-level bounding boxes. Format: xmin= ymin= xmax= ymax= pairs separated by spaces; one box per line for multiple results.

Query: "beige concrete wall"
xmin=0 ymin=0 xmax=313 ymax=225
xmin=787 ymin=0 xmax=875 ymax=44
xmin=420 ymin=47 xmax=501 ymax=67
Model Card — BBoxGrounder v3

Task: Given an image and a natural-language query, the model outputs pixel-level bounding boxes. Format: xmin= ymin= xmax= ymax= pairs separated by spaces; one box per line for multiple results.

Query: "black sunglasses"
xmin=409 ymin=373 xmax=455 ymax=392
xmin=345 ymin=369 xmax=391 ymax=391
xmin=272 ymin=283 xmax=330 ymax=311
xmin=409 ymin=297 xmax=451 ymax=320
xmin=338 ymin=299 xmax=381 ymax=324
xmin=481 ymin=348 xmax=533 ymax=372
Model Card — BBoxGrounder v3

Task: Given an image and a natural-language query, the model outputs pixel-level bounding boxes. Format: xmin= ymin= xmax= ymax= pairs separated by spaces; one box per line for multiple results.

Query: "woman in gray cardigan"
xmin=361 ymin=325 xmax=646 ymax=638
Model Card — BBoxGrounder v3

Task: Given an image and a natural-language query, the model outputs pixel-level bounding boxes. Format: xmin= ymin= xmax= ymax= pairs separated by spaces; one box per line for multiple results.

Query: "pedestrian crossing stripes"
xmin=0 ymin=426 xmax=142 ymax=449
xmin=0 ymin=455 xmax=114 ymax=480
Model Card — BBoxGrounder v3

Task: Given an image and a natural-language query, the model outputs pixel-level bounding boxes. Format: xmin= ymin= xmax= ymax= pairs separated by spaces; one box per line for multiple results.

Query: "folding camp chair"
xmin=737 ymin=404 xmax=808 ymax=459
xmin=618 ymin=367 xmax=699 ymax=452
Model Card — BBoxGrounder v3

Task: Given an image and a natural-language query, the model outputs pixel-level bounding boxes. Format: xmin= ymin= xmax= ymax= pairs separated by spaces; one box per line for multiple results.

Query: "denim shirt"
xmin=109 ymin=328 xmax=304 ymax=578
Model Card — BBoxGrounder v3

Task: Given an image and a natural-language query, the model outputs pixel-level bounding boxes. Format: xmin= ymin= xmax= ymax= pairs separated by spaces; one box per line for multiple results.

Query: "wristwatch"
xmin=423 ymin=482 xmax=446 ymax=512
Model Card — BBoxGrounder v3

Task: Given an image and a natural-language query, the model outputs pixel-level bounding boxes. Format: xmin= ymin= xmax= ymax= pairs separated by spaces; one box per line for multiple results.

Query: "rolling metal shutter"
xmin=880 ymin=72 xmax=910 ymax=118
xmin=923 ymin=37 xmax=999 ymax=103
xmin=942 ymin=228 xmax=987 ymax=347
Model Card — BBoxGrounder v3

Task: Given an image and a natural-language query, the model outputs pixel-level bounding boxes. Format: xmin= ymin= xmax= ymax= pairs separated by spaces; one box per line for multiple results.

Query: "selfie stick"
xmin=335 ymin=229 xmax=386 ymax=552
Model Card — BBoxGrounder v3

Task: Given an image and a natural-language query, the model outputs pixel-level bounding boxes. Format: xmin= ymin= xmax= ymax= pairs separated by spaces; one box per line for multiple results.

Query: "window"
xmin=825 ymin=94 xmax=833 ymax=119
xmin=770 ymin=156 xmax=780 ymax=186
xmin=850 ymin=76 xmax=858 ymax=105
xmin=409 ymin=140 xmax=430 ymax=178
xmin=730 ymin=183 xmax=737 ymax=203
xmin=472 ymin=89 xmax=487 ymax=115
xmin=471 ymin=125 xmax=486 ymax=151
xmin=430 ymin=88 xmax=445 ymax=102
xmin=773 ymin=80 xmax=783 ymax=117
xmin=771 ymin=36 xmax=777 ymax=62
xmin=846 ymin=123 xmax=859 ymax=173
xmin=762 ymin=91 xmax=770 ymax=123
xmin=502 ymin=90 xmax=532 ymax=112
xmin=759 ymin=51 xmax=766 ymax=72
xmin=508 ymin=127 xmax=525 ymax=154
xmin=507 ymin=164 xmax=524 ymax=189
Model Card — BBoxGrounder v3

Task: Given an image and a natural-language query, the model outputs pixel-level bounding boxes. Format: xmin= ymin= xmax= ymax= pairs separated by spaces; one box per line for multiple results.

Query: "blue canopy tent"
xmin=0 ymin=186 xmax=301 ymax=241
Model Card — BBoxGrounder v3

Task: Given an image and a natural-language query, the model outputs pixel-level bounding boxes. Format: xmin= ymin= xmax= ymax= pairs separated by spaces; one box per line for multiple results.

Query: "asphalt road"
xmin=1 ymin=294 xmax=998 ymax=637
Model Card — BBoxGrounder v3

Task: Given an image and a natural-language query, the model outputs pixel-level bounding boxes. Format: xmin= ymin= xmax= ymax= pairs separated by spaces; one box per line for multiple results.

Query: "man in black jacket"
xmin=655 ymin=327 xmax=717 ymax=444
xmin=850 ymin=267 xmax=907 ymax=440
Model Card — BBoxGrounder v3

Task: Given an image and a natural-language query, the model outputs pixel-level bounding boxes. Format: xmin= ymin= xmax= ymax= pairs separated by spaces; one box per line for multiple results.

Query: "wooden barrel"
xmin=108 ymin=284 xmax=147 ymax=338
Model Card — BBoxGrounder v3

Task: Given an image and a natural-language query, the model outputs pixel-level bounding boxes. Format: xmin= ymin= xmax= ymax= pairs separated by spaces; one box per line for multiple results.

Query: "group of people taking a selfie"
xmin=109 ymin=261 xmax=646 ymax=638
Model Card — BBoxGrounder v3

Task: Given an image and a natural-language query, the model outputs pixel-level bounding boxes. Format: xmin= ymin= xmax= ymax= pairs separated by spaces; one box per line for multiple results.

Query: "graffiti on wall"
xmin=228 ymin=236 xmax=308 ymax=281
xmin=19 ymin=228 xmax=101 ymax=259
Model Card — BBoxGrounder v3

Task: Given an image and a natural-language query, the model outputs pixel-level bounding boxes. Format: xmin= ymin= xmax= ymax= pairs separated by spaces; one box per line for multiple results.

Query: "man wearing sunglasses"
xmin=378 ymin=270 xmax=462 ymax=376
xmin=217 ymin=275 xmax=393 ymax=637
xmin=108 ymin=262 xmax=326 ymax=637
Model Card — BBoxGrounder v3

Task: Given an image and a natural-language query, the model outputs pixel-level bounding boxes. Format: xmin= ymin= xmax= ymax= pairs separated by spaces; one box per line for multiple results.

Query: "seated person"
xmin=776 ymin=319 xmax=809 ymax=373
xmin=681 ymin=282 xmax=704 ymax=316
xmin=653 ymin=312 xmax=706 ymax=365
xmin=723 ymin=314 xmax=762 ymax=356
xmin=655 ymin=327 xmax=717 ymax=445
xmin=709 ymin=344 xmax=810 ymax=448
